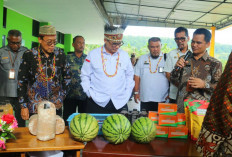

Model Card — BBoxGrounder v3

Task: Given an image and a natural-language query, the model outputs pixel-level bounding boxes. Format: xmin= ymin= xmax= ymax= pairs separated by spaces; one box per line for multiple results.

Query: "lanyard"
xmin=8 ymin=51 xmax=18 ymax=68
xmin=148 ymin=54 xmax=163 ymax=74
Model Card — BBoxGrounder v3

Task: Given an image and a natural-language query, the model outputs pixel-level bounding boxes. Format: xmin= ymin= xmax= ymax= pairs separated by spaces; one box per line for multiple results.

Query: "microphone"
xmin=175 ymin=50 xmax=192 ymax=71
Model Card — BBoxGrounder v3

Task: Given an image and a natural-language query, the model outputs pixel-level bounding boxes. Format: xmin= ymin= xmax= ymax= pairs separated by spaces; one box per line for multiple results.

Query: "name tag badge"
xmin=9 ymin=69 xmax=15 ymax=79
xmin=144 ymin=61 xmax=149 ymax=64
xmin=158 ymin=67 xmax=164 ymax=73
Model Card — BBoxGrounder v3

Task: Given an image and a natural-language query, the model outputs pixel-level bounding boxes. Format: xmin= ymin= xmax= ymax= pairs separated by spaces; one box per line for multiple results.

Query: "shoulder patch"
xmin=2 ymin=57 xmax=8 ymax=59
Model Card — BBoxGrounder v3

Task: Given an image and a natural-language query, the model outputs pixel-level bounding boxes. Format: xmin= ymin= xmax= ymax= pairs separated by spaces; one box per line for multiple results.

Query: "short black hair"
xmin=38 ymin=35 xmax=44 ymax=40
xmin=131 ymin=53 xmax=135 ymax=58
xmin=73 ymin=35 xmax=84 ymax=44
xmin=193 ymin=28 xmax=211 ymax=43
xmin=174 ymin=27 xmax=189 ymax=37
xmin=148 ymin=37 xmax=161 ymax=45
xmin=7 ymin=30 xmax=22 ymax=38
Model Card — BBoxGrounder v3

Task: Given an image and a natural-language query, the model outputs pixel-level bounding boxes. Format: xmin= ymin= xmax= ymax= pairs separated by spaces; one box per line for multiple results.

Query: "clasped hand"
xmin=188 ymin=77 xmax=205 ymax=89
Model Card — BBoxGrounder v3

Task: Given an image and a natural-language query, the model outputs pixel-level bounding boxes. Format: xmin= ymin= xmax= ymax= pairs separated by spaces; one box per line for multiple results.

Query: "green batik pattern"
xmin=66 ymin=53 xmax=87 ymax=100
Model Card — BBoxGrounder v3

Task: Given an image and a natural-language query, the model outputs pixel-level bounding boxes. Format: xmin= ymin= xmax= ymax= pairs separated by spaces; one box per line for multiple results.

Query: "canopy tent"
xmin=4 ymin=0 xmax=232 ymax=53
xmin=96 ymin=0 xmax=232 ymax=30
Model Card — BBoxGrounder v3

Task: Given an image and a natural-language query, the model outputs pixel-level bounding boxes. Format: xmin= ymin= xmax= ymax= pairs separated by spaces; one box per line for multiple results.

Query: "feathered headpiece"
xmin=104 ymin=16 xmax=126 ymax=42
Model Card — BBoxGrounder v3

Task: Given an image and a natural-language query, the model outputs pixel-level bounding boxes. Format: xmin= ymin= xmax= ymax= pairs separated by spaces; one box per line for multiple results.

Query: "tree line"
xmin=85 ymin=36 xmax=232 ymax=69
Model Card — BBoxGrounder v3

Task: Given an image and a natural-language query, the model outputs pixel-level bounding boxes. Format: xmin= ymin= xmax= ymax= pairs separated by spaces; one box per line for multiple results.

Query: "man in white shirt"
xmin=163 ymin=27 xmax=190 ymax=103
xmin=81 ymin=25 xmax=134 ymax=113
xmin=134 ymin=37 xmax=169 ymax=112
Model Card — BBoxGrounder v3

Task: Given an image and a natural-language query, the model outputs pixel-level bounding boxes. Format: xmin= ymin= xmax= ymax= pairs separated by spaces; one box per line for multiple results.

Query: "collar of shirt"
xmin=103 ymin=46 xmax=119 ymax=56
xmin=202 ymin=51 xmax=209 ymax=61
xmin=39 ymin=47 xmax=55 ymax=59
xmin=71 ymin=52 xmax=86 ymax=59
xmin=148 ymin=52 xmax=163 ymax=58
xmin=5 ymin=45 xmax=25 ymax=53
xmin=191 ymin=51 xmax=209 ymax=61
xmin=177 ymin=48 xmax=189 ymax=54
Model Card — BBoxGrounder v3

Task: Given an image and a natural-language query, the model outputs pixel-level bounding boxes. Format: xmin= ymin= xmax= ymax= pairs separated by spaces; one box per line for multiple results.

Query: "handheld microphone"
xmin=175 ymin=50 xmax=192 ymax=71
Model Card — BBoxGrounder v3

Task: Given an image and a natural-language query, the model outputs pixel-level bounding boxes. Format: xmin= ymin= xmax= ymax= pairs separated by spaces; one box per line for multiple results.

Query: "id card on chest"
xmin=9 ymin=69 xmax=15 ymax=79
xmin=158 ymin=67 xmax=164 ymax=73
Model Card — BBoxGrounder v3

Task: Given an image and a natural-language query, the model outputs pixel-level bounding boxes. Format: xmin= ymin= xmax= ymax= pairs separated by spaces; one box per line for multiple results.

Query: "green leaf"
xmin=1 ymin=132 xmax=7 ymax=137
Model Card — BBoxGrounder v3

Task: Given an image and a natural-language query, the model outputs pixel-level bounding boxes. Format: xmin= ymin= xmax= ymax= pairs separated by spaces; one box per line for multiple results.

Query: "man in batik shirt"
xmin=18 ymin=25 xmax=71 ymax=120
xmin=63 ymin=36 xmax=87 ymax=125
xmin=170 ymin=28 xmax=222 ymax=113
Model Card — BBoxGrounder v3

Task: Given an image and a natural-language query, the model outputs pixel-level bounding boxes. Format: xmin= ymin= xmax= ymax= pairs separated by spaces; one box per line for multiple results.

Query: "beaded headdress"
xmin=104 ymin=24 xmax=125 ymax=42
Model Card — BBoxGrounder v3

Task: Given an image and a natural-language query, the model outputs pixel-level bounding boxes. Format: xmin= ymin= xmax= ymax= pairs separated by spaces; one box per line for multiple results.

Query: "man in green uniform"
xmin=63 ymin=36 xmax=87 ymax=125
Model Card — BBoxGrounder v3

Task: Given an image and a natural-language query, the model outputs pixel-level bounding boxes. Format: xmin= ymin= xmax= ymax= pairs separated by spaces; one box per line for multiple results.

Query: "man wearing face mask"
xmin=134 ymin=37 xmax=169 ymax=112
xmin=18 ymin=25 xmax=71 ymax=120
xmin=0 ymin=30 xmax=28 ymax=127
xmin=81 ymin=24 xmax=134 ymax=113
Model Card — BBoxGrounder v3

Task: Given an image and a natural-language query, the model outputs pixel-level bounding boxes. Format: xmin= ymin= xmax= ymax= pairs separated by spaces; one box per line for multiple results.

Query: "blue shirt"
xmin=81 ymin=46 xmax=135 ymax=109
xmin=134 ymin=53 xmax=169 ymax=102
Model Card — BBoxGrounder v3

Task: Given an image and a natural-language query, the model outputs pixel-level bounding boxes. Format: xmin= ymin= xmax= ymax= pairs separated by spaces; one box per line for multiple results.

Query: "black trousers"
xmin=85 ymin=98 xmax=127 ymax=113
xmin=0 ymin=96 xmax=25 ymax=127
xmin=141 ymin=101 xmax=165 ymax=112
xmin=169 ymin=98 xmax=177 ymax=104
xmin=63 ymin=98 xmax=87 ymax=125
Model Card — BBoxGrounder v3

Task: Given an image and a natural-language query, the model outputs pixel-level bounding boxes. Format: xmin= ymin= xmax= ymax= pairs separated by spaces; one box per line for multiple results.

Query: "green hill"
xmin=85 ymin=35 xmax=231 ymax=69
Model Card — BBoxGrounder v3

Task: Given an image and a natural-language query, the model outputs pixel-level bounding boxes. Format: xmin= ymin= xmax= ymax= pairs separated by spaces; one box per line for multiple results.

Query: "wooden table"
xmin=0 ymin=127 xmax=85 ymax=157
xmin=83 ymin=136 xmax=201 ymax=157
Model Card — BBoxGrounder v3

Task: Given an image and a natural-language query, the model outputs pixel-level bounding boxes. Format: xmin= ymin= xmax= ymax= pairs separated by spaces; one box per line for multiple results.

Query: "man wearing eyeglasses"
xmin=164 ymin=27 xmax=190 ymax=103
xmin=134 ymin=37 xmax=169 ymax=112
xmin=0 ymin=30 xmax=28 ymax=127
xmin=81 ymin=24 xmax=134 ymax=113
xmin=170 ymin=28 xmax=222 ymax=113
xmin=18 ymin=25 xmax=71 ymax=120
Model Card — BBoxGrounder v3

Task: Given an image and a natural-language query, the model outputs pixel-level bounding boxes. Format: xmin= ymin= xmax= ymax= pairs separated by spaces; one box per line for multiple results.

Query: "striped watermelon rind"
xmin=102 ymin=114 xmax=131 ymax=144
xmin=132 ymin=117 xmax=156 ymax=143
xmin=69 ymin=113 xmax=99 ymax=142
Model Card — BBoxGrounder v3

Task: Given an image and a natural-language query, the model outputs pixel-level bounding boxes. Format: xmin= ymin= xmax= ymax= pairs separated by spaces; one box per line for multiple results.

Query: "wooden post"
xmin=20 ymin=152 xmax=26 ymax=157
xmin=210 ymin=26 xmax=216 ymax=57
xmin=76 ymin=150 xmax=81 ymax=157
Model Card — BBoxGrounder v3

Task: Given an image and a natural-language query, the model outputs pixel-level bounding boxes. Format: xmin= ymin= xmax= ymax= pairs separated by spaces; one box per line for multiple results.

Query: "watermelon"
xmin=69 ymin=113 xmax=99 ymax=142
xmin=102 ymin=114 xmax=131 ymax=144
xmin=131 ymin=117 xmax=156 ymax=143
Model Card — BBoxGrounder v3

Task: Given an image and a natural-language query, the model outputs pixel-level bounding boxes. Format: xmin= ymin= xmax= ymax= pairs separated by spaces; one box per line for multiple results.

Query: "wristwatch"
xmin=134 ymin=91 xmax=139 ymax=95
xmin=205 ymin=82 xmax=210 ymax=89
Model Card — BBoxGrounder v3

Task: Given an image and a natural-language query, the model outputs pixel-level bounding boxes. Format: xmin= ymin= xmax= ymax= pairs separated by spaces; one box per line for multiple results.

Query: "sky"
xmin=124 ymin=26 xmax=232 ymax=45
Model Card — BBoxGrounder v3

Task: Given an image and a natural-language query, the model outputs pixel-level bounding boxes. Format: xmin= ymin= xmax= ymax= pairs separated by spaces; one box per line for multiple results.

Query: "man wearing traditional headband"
xmin=81 ymin=24 xmax=134 ymax=113
xmin=134 ymin=37 xmax=169 ymax=112
xmin=0 ymin=30 xmax=28 ymax=127
xmin=18 ymin=25 xmax=71 ymax=120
